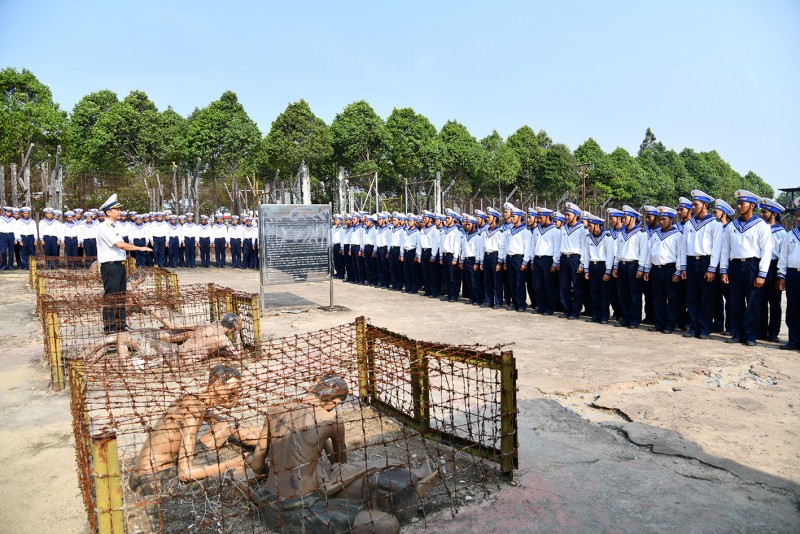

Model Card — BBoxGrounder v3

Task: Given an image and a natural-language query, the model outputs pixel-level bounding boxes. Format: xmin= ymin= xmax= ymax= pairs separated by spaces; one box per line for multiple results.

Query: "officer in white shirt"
xmin=528 ymin=207 xmax=560 ymax=315
xmin=612 ymin=205 xmax=648 ymax=329
xmin=719 ymin=190 xmax=773 ymax=346
xmin=776 ymin=197 xmax=800 ymax=350
xmin=581 ymin=212 xmax=615 ymax=324
xmin=96 ymin=194 xmax=151 ymax=333
xmin=643 ymin=207 xmax=684 ymax=334
xmin=558 ymin=202 xmax=588 ymax=319
xmin=758 ymin=198 xmax=786 ymax=343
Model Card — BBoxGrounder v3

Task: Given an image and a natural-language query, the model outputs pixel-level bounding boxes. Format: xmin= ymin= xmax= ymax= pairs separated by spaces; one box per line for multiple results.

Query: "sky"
xmin=1 ymin=0 xmax=798 ymax=192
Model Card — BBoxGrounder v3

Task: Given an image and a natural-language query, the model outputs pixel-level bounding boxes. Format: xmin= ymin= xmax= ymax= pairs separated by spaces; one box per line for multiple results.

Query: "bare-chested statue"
xmin=248 ymin=375 xmax=440 ymax=534
xmin=85 ymin=313 xmax=242 ymax=369
xmin=129 ymin=364 xmax=258 ymax=495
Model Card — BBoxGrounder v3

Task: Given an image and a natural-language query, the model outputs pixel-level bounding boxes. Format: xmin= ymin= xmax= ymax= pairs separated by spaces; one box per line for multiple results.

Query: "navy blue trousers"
xmin=184 ymin=237 xmax=197 ymax=267
xmin=0 ymin=232 xmax=14 ymax=269
xmin=617 ymin=261 xmax=643 ymax=327
xmin=727 ymin=259 xmax=764 ymax=343
xmin=389 ymin=247 xmax=402 ymax=289
xmin=376 ymin=247 xmax=389 ymax=288
xmin=588 ymin=262 xmax=611 ymax=322
xmin=685 ymin=255 xmax=715 ymax=336
xmin=403 ymin=249 xmax=419 ymax=293
xmin=18 ymin=234 xmax=35 ymax=269
xmin=199 ymin=237 xmax=211 ymax=267
xmin=483 ymin=252 xmax=503 ymax=307
xmin=559 ymin=254 xmax=584 ymax=318
xmin=533 ymin=256 xmax=558 ymax=314
xmin=214 ymin=238 xmax=226 ymax=267
xmin=760 ymin=259 xmax=781 ymax=339
xmin=168 ymin=236 xmax=180 ymax=267
xmin=230 ymin=238 xmax=242 ymax=268
xmin=133 ymin=238 xmax=147 ymax=267
xmin=506 ymin=254 xmax=527 ymax=311
xmin=785 ymin=269 xmax=800 ymax=346
xmin=650 ymin=264 xmax=679 ymax=331
xmin=153 ymin=236 xmax=167 ymax=267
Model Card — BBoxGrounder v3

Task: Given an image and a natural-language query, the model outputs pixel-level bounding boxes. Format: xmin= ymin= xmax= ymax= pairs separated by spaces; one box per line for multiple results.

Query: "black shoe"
xmin=567 ymin=316 xmax=579 ymax=320
xmin=779 ymin=343 xmax=798 ymax=350
xmin=698 ymin=334 xmax=709 ymax=340
xmin=683 ymin=331 xmax=697 ymax=338
xmin=615 ymin=323 xmax=629 ymax=328
xmin=744 ymin=340 xmax=757 ymax=347
xmin=768 ymin=336 xmax=780 ymax=343
xmin=600 ymin=320 xmax=609 ymax=324
xmin=662 ymin=329 xmax=675 ymax=334
xmin=726 ymin=337 xmax=741 ymax=344
xmin=628 ymin=325 xmax=639 ymax=329
xmin=647 ymin=326 xmax=660 ymax=332
xmin=558 ymin=313 xmax=569 ymax=319
xmin=585 ymin=318 xmax=597 ymax=323
xmin=543 ymin=311 xmax=554 ymax=316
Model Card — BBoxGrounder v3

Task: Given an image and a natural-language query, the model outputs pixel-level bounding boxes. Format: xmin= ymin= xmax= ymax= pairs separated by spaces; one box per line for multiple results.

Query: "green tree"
xmin=539 ymin=144 xmax=577 ymax=200
xmin=0 ymin=67 xmax=67 ymax=165
xmin=63 ymin=89 xmax=119 ymax=172
xmin=385 ymin=107 xmax=437 ymax=191
xmin=743 ymin=170 xmax=773 ymax=198
xmin=186 ymin=90 xmax=261 ymax=183
xmin=437 ymin=120 xmax=484 ymax=194
xmin=330 ymin=100 xmax=389 ymax=177
xmin=480 ymin=130 xmax=520 ymax=197
xmin=507 ymin=125 xmax=545 ymax=192
xmin=262 ymin=99 xmax=332 ymax=181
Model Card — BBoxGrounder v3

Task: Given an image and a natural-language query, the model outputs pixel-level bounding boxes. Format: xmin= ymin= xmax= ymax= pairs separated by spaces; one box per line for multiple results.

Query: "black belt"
xmin=508 ymin=254 xmax=523 ymax=258
xmin=590 ymin=260 xmax=605 ymax=265
xmin=534 ymin=255 xmax=552 ymax=259
xmin=104 ymin=260 xmax=125 ymax=265
xmin=485 ymin=250 xmax=498 ymax=255
xmin=561 ymin=252 xmax=578 ymax=257
xmin=391 ymin=246 xmax=400 ymax=249
xmin=652 ymin=263 xmax=676 ymax=269
xmin=688 ymin=255 xmax=710 ymax=260
xmin=422 ymin=248 xmax=432 ymax=251
xmin=619 ymin=259 xmax=638 ymax=264
xmin=735 ymin=257 xmax=758 ymax=262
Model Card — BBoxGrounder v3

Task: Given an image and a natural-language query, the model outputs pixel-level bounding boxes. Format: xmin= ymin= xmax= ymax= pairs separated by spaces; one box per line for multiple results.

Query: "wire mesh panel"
xmin=67 ymin=319 xmax=517 ymax=533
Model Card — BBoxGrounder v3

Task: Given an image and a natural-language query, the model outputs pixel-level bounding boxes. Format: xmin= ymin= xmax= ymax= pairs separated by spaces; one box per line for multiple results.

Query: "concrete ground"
xmin=0 ymin=267 xmax=798 ymax=533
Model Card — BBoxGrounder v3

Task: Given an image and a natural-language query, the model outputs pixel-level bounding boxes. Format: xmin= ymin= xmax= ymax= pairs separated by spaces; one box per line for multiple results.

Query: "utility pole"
xmin=577 ymin=162 xmax=593 ymax=209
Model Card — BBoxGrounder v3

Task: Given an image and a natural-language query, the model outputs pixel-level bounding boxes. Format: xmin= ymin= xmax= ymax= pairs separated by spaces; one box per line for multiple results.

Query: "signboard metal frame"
xmin=258 ymin=203 xmax=333 ymax=309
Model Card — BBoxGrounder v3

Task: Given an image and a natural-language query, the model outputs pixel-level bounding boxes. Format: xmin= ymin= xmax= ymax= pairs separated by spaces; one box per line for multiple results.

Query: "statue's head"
xmin=220 ymin=313 xmax=241 ymax=331
xmin=309 ymin=374 xmax=349 ymax=405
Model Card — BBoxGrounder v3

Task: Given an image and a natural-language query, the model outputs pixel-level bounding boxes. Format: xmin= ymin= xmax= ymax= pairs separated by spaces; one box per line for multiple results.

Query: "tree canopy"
xmin=1 ymin=67 xmax=777 ymax=210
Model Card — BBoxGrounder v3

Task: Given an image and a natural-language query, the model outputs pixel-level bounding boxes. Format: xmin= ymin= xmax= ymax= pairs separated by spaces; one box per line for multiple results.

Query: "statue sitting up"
xmin=248 ymin=375 xmax=440 ymax=534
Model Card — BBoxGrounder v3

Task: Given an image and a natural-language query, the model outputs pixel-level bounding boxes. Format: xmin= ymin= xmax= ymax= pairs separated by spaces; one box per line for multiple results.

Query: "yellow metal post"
xmin=45 ymin=310 xmax=65 ymax=390
xmin=91 ymin=431 xmax=124 ymax=534
xmin=249 ymin=295 xmax=262 ymax=348
xmin=499 ymin=350 xmax=518 ymax=480
xmin=29 ymin=258 xmax=37 ymax=288
xmin=355 ymin=317 xmax=369 ymax=400
xmin=412 ymin=342 xmax=430 ymax=432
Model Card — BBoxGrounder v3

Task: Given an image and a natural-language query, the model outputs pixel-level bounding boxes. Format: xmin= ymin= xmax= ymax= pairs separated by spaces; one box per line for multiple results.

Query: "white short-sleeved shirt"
xmin=97 ymin=221 xmax=127 ymax=263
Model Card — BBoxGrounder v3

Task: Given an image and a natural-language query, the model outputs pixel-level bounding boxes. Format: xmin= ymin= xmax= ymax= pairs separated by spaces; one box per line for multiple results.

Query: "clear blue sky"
xmin=2 ymin=0 xmax=798 ymax=192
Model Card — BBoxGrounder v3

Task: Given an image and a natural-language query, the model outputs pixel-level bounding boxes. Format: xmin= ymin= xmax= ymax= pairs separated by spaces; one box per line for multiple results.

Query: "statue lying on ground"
xmin=247 ymin=375 xmax=440 ymax=534
xmin=129 ymin=364 xmax=259 ymax=495
xmin=85 ymin=313 xmax=242 ymax=369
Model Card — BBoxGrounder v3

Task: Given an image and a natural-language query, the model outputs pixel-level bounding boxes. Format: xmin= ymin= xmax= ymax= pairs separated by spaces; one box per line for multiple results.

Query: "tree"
xmin=480 ymin=130 xmax=520 ymax=197
xmin=0 ymin=67 xmax=67 ymax=165
xmin=262 ymin=99 xmax=332 ymax=181
xmin=385 ymin=107 xmax=437 ymax=190
xmin=507 ymin=125 xmax=545 ymax=192
xmin=186 ymin=91 xmax=261 ymax=183
xmin=63 ymin=89 xmax=119 ymax=172
xmin=437 ymin=120 xmax=484 ymax=194
xmin=743 ymin=171 xmax=773 ymax=199
xmin=330 ymin=100 xmax=389 ymax=177
xmin=538 ymin=144 xmax=577 ymax=201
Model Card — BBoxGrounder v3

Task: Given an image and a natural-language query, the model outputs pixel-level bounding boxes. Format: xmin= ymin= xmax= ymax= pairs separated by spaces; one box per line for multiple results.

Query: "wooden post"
xmin=411 ymin=342 xmax=430 ymax=432
xmin=45 ymin=309 xmax=65 ymax=390
xmin=0 ymin=165 xmax=5 ymax=206
xmin=10 ymin=163 xmax=17 ymax=207
xmin=355 ymin=316 xmax=369 ymax=401
xmin=499 ymin=350 xmax=518 ymax=480
xmin=24 ymin=157 xmax=31 ymax=207
xmin=91 ymin=431 xmax=124 ymax=534
xmin=28 ymin=254 xmax=36 ymax=288
xmin=69 ymin=360 xmax=90 ymax=447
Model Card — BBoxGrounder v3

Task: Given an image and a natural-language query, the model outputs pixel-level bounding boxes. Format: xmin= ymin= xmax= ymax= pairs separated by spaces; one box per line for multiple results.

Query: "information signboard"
xmin=258 ymin=204 xmax=332 ymax=303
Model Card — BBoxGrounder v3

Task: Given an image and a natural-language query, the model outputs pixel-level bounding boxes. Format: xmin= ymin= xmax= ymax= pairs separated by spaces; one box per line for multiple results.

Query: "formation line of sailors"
xmin=330 ymin=189 xmax=800 ymax=349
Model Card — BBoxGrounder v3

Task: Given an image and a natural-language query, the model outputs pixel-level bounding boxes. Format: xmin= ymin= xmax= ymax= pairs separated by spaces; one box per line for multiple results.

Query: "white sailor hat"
xmin=84 ymin=211 xmax=93 ymax=218
xmin=445 ymin=208 xmax=459 ymax=219
xmin=129 ymin=211 xmax=137 ymax=216
xmin=2 ymin=206 xmax=11 ymax=212
xmin=214 ymin=212 xmax=223 ymax=218
xmin=622 ymin=205 xmax=641 ymax=218
xmin=200 ymin=214 xmax=209 ymax=220
xmin=120 ymin=210 xmax=128 ymax=216
xmin=656 ymin=206 xmax=677 ymax=218
xmin=735 ymin=189 xmax=760 ymax=204
xmin=377 ymin=213 xmax=388 ymax=220
xmin=564 ymin=202 xmax=581 ymax=216
xmin=74 ymin=207 xmax=83 ymax=213
xmin=333 ymin=214 xmax=342 ymax=220
xmin=691 ymin=190 xmax=713 ymax=204
xmin=96 ymin=210 xmax=105 ymax=217
xmin=65 ymin=210 xmax=75 ymax=217
xmin=581 ymin=210 xmax=591 ymax=219
xmin=759 ymin=198 xmax=784 ymax=213
xmin=134 ymin=213 xmax=143 ymax=219
xmin=90 ymin=208 xmax=98 ymax=213
xmin=422 ymin=210 xmax=434 ymax=219
xmin=12 ymin=207 xmax=20 ymax=214
xmin=585 ymin=212 xmax=604 ymax=225
xmin=714 ymin=198 xmax=733 ymax=217
xmin=503 ymin=202 xmax=515 ymax=211
xmin=366 ymin=214 xmax=376 ymax=222
xmin=511 ymin=207 xmax=524 ymax=217
xmin=552 ymin=211 xmax=565 ymax=222
xmin=486 ymin=207 xmax=501 ymax=218
xmin=397 ymin=213 xmax=407 ymax=221
xmin=527 ymin=207 xmax=538 ymax=217
xmin=475 ymin=209 xmax=487 ymax=219
xmin=169 ymin=213 xmax=177 ymax=218
xmin=644 ymin=205 xmax=659 ymax=216
xmin=435 ymin=213 xmax=446 ymax=221
xmin=535 ymin=206 xmax=552 ymax=216
xmin=677 ymin=197 xmax=692 ymax=210
xmin=164 ymin=210 xmax=172 ymax=215
xmin=21 ymin=206 xmax=31 ymax=213
xmin=231 ymin=215 xmax=239 ymax=220
xmin=54 ymin=209 xmax=62 ymax=216
xmin=100 ymin=193 xmax=122 ymax=212
xmin=464 ymin=215 xmax=477 ymax=224
xmin=178 ymin=215 xmax=186 ymax=220
xmin=43 ymin=207 xmax=53 ymax=213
